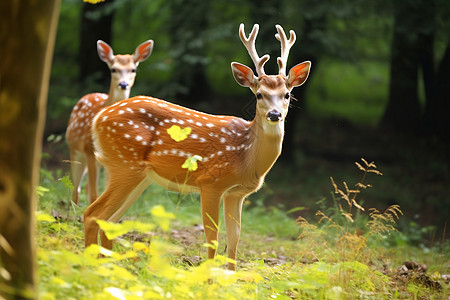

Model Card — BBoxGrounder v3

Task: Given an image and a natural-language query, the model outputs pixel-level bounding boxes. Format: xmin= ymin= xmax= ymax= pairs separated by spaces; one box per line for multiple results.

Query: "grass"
xmin=36 ymin=159 xmax=449 ymax=299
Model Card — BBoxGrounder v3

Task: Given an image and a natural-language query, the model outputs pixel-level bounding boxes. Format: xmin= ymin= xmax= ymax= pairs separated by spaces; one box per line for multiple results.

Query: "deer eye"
xmin=131 ymin=69 xmax=136 ymax=73
xmin=256 ymin=93 xmax=263 ymax=100
xmin=111 ymin=68 xmax=117 ymax=73
xmin=284 ymin=92 xmax=290 ymax=100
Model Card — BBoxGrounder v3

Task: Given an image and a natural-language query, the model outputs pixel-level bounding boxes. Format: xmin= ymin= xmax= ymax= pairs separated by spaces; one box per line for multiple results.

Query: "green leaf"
xmin=151 ymin=205 xmax=176 ymax=219
xmin=167 ymin=125 xmax=192 ymax=142
xmin=96 ymin=220 xmax=155 ymax=240
xmin=36 ymin=212 xmax=56 ymax=223
xmin=181 ymin=155 xmax=203 ymax=172
xmin=59 ymin=175 xmax=74 ymax=190
xmin=47 ymin=134 xmax=55 ymax=142
xmin=286 ymin=206 xmax=306 ymax=214
xmin=83 ymin=0 xmax=106 ymax=4
xmin=151 ymin=205 xmax=175 ymax=231
xmin=202 ymin=240 xmax=218 ymax=250
xmin=36 ymin=186 xmax=50 ymax=197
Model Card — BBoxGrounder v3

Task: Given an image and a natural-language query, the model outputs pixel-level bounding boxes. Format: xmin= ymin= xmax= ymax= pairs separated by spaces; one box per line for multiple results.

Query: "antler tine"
xmin=275 ymin=24 xmax=296 ymax=76
xmin=239 ymin=23 xmax=270 ymax=76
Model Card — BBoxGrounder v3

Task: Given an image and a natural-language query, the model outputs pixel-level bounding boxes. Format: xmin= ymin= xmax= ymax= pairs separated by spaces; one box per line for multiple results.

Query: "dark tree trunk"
xmin=168 ymin=0 xmax=212 ymax=105
xmin=381 ymin=1 xmax=426 ymax=132
xmin=79 ymin=0 xmax=115 ymax=91
xmin=435 ymin=43 xmax=450 ymax=138
xmin=421 ymin=34 xmax=436 ymax=133
xmin=435 ymin=43 xmax=450 ymax=169
xmin=0 ymin=0 xmax=60 ymax=299
xmin=417 ymin=0 xmax=437 ymax=134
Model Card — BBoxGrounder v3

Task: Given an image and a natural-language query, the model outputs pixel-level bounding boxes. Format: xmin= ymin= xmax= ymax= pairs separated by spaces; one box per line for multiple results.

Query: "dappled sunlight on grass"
xmin=36 ymin=160 xmax=449 ymax=299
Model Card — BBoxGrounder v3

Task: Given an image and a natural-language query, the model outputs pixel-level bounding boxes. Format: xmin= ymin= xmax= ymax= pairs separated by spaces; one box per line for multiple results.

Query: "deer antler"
xmin=275 ymin=24 xmax=296 ymax=76
xmin=239 ymin=23 xmax=270 ymax=76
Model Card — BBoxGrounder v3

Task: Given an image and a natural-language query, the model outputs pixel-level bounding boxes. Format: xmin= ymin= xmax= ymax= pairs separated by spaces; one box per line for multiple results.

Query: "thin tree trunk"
xmin=381 ymin=1 xmax=423 ymax=131
xmin=417 ymin=0 xmax=436 ymax=134
xmin=167 ymin=0 xmax=212 ymax=104
xmin=435 ymin=43 xmax=450 ymax=170
xmin=435 ymin=43 xmax=450 ymax=138
xmin=421 ymin=34 xmax=436 ymax=133
xmin=79 ymin=0 xmax=115 ymax=90
xmin=0 ymin=0 xmax=60 ymax=299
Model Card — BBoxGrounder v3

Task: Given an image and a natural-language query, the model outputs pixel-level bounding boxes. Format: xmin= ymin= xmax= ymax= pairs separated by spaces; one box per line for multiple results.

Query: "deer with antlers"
xmin=66 ymin=39 xmax=154 ymax=205
xmin=84 ymin=24 xmax=310 ymax=270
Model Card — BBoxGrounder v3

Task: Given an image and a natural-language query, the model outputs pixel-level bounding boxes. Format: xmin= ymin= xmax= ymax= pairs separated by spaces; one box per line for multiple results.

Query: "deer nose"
xmin=267 ymin=110 xmax=282 ymax=122
xmin=118 ymin=82 xmax=129 ymax=90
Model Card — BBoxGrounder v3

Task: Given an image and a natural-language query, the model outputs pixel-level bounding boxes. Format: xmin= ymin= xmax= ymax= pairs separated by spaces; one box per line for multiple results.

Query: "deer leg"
xmin=200 ymin=188 xmax=223 ymax=260
xmin=223 ymin=191 xmax=246 ymax=271
xmin=100 ymin=161 xmax=107 ymax=195
xmin=70 ymin=150 xmax=87 ymax=205
xmin=84 ymin=170 xmax=151 ymax=249
xmin=86 ymin=153 xmax=99 ymax=204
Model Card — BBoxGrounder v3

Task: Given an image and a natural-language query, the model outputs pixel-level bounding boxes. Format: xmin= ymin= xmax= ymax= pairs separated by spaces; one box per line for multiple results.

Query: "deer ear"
xmin=231 ymin=62 xmax=258 ymax=89
xmin=286 ymin=61 xmax=311 ymax=90
xmin=97 ymin=40 xmax=114 ymax=66
xmin=133 ymin=40 xmax=154 ymax=64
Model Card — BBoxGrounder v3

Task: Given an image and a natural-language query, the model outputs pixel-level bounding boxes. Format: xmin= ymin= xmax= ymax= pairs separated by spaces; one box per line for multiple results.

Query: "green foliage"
xmin=297 ymin=159 xmax=402 ymax=263
xmin=37 ymin=209 xmax=265 ymax=300
xmin=267 ymin=261 xmax=389 ymax=298
xmin=307 ymin=60 xmax=389 ymax=126
xmin=39 ymin=168 xmax=79 ymax=213
xmin=37 ymin=208 xmax=397 ymax=300
xmin=242 ymin=201 xmax=300 ymax=239
xmin=36 ymin=161 xmax=448 ymax=299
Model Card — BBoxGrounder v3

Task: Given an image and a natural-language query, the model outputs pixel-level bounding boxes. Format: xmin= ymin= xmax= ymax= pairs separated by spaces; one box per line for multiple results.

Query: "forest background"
xmin=44 ymin=0 xmax=450 ymax=240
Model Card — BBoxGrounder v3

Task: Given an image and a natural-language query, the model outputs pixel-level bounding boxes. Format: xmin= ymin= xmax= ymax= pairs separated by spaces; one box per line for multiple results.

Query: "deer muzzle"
xmin=118 ymin=81 xmax=129 ymax=90
xmin=267 ymin=110 xmax=282 ymax=122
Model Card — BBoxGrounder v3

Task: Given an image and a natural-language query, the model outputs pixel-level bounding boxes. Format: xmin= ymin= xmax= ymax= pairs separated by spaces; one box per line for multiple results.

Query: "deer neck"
xmin=105 ymin=83 xmax=131 ymax=107
xmin=245 ymin=113 xmax=284 ymax=180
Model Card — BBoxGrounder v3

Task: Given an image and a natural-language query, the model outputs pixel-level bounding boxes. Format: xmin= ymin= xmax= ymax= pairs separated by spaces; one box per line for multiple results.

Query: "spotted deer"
xmin=84 ymin=24 xmax=311 ymax=270
xmin=66 ymin=39 xmax=154 ymax=205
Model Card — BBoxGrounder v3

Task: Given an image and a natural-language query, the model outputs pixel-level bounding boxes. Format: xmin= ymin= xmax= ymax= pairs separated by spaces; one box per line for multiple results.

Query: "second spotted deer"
xmin=84 ymin=24 xmax=311 ymax=270
xmin=66 ymin=39 xmax=154 ymax=205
